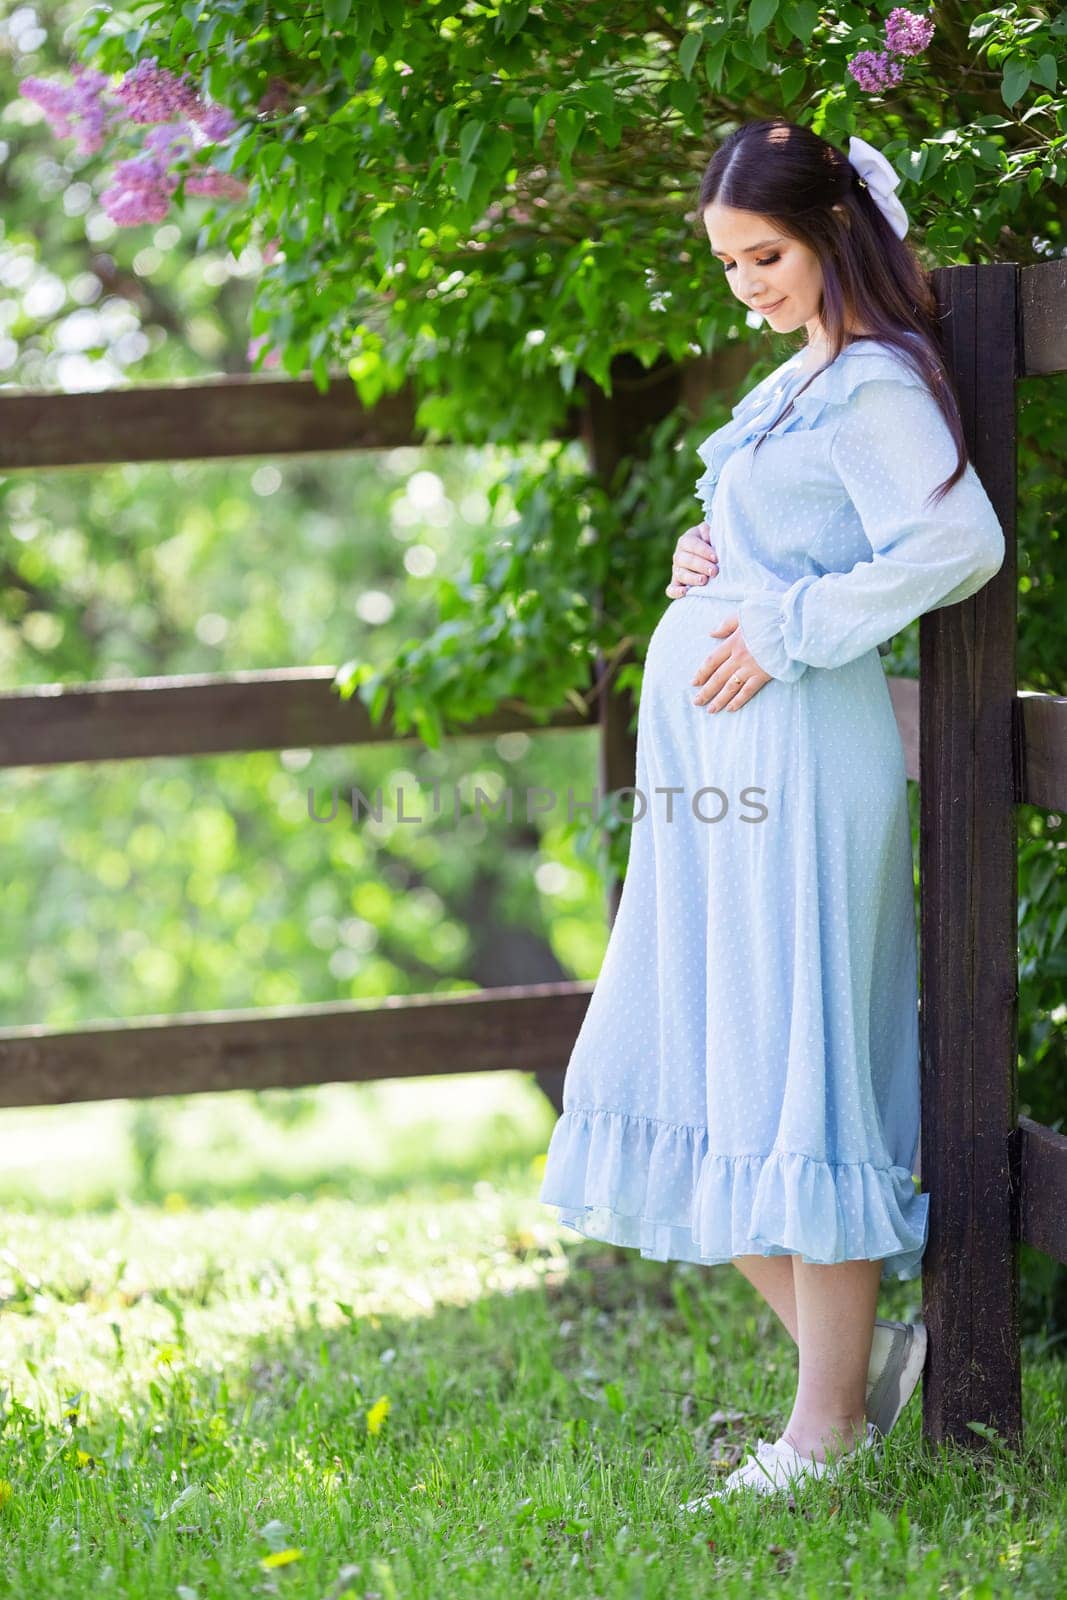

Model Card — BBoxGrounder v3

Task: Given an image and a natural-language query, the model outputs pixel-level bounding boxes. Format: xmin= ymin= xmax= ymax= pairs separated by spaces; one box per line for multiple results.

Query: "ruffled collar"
xmin=695 ymin=349 xmax=807 ymax=471
xmin=694 ymin=337 xmax=918 ymax=507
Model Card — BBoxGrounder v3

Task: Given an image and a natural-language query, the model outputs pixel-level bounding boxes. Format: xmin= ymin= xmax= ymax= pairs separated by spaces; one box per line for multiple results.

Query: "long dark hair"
xmin=697 ymin=117 xmax=967 ymax=505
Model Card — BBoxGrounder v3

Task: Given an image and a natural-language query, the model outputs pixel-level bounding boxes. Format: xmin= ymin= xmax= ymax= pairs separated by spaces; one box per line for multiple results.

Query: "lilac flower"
xmin=19 ymin=63 xmax=119 ymax=155
xmin=847 ymin=50 xmax=906 ymax=94
xmin=884 ymin=8 xmax=936 ymax=57
xmin=114 ymin=58 xmax=200 ymax=124
xmin=191 ymin=102 xmax=237 ymax=142
xmin=184 ymin=169 xmax=248 ymax=200
xmin=143 ymin=122 xmax=193 ymax=161
xmin=26 ymin=53 xmax=246 ymax=228
xmin=247 ymin=333 xmax=281 ymax=368
xmin=100 ymin=150 xmax=178 ymax=226
xmin=257 ymin=78 xmax=295 ymax=116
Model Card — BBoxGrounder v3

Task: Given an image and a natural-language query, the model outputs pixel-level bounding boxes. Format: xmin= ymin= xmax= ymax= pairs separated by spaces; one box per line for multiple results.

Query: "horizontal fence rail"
xmin=5 ymin=674 xmax=1067 ymax=811
xmin=0 ymin=982 xmax=594 ymax=1107
xmin=0 ymin=374 xmax=583 ymax=470
xmin=0 ymin=667 xmax=598 ymax=767
xmin=1019 ymin=259 xmax=1067 ymax=377
xmin=1017 ymin=1115 xmax=1067 ymax=1265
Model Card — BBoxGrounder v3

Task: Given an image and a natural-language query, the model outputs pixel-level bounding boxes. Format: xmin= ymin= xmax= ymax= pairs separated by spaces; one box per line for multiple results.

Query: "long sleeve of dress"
xmin=735 ymin=375 xmax=1006 ymax=683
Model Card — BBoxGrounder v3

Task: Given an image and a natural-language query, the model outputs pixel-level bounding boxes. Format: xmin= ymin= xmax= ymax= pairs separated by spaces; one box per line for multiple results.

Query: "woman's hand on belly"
xmin=666 ymin=520 xmax=718 ymax=598
xmin=691 ymin=615 xmax=772 ymax=714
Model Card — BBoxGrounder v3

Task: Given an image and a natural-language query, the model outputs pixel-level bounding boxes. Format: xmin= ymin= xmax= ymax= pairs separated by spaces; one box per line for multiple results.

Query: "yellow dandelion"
xmin=261 ymin=1549 xmax=302 ymax=1569
xmin=366 ymin=1396 xmax=391 ymax=1436
xmin=0 ymin=1479 xmax=13 ymax=1507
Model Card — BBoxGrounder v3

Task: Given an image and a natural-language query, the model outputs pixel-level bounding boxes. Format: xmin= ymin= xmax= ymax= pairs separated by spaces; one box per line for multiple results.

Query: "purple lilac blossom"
xmin=847 ymin=50 xmax=906 ymax=93
xmin=191 ymin=102 xmax=237 ymax=142
xmin=116 ymin=59 xmax=235 ymax=141
xmin=184 ymin=169 xmax=248 ymax=199
xmin=26 ymin=56 xmax=245 ymax=226
xmin=247 ymin=333 xmax=281 ymax=368
xmin=143 ymin=122 xmax=192 ymax=159
xmin=884 ymin=8 xmax=936 ymax=56
xmin=114 ymin=58 xmax=200 ymax=123
xmin=100 ymin=150 xmax=179 ymax=225
xmin=257 ymin=78 xmax=294 ymax=115
xmin=19 ymin=63 xmax=119 ymax=155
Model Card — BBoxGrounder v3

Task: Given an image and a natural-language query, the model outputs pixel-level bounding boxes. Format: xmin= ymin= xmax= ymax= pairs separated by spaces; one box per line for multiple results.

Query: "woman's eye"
xmin=723 ymin=254 xmax=780 ymax=272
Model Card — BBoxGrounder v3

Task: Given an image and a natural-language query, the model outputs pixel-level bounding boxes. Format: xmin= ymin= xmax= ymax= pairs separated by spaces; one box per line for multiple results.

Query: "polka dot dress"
xmin=538 ymin=336 xmax=1005 ymax=1283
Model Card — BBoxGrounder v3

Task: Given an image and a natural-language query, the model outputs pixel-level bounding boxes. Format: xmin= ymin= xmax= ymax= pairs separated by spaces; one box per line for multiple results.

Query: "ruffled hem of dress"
xmin=538 ymin=1105 xmax=928 ymax=1282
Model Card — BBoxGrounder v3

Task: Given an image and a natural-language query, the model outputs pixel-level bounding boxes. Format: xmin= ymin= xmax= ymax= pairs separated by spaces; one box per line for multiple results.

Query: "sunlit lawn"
xmin=0 ymin=1077 xmax=1064 ymax=1597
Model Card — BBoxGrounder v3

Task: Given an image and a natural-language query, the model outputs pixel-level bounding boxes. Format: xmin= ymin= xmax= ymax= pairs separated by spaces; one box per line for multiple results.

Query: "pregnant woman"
xmin=538 ymin=117 xmax=1005 ymax=1500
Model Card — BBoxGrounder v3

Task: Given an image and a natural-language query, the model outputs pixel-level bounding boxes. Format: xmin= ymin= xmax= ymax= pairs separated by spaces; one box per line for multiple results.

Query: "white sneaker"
xmin=681 ymin=1420 xmax=880 ymax=1507
xmin=866 ymin=1318 xmax=927 ymax=1436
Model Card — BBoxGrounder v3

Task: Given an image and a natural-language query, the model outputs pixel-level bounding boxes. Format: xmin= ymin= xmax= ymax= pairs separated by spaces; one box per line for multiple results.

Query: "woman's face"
xmin=702 ymin=202 xmax=824 ymax=338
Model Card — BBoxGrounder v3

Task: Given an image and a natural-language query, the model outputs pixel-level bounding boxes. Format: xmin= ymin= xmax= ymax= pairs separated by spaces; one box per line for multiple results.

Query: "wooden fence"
xmin=0 ymin=258 xmax=1064 ymax=1449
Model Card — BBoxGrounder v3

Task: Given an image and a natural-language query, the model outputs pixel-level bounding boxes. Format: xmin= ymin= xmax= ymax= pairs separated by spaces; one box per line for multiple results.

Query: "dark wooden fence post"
xmin=920 ymin=262 xmax=1022 ymax=1448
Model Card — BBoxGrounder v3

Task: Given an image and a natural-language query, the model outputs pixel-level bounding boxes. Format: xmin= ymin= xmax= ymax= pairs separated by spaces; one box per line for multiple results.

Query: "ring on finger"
xmin=707 ymin=671 xmax=746 ymax=714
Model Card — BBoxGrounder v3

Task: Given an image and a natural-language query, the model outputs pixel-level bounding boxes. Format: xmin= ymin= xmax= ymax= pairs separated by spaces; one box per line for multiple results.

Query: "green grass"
xmin=0 ymin=1080 xmax=1065 ymax=1597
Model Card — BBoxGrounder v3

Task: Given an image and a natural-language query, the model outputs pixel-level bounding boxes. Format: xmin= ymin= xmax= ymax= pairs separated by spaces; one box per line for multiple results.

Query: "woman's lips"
xmin=754 ymin=296 xmax=786 ymax=314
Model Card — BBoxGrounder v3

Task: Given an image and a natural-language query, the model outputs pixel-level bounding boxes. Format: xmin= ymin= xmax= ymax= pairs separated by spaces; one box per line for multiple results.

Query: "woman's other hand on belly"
xmin=691 ymin=615 xmax=772 ymax=714
xmin=666 ymin=520 xmax=718 ymax=599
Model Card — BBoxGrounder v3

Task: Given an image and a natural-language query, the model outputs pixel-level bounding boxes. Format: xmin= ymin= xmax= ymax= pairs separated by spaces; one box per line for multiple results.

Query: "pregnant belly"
xmin=642 ymin=591 xmax=751 ymax=717
xmin=639 ymin=594 xmax=906 ymax=837
xmin=642 ymin=589 xmax=893 ymax=728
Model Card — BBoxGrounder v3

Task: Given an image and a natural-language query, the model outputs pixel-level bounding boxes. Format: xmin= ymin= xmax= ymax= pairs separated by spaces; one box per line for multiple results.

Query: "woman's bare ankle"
xmin=780 ymin=1411 xmax=868 ymax=1462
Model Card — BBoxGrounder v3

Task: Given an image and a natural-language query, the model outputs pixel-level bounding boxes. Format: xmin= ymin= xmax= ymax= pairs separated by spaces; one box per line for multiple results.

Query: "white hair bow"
xmin=847 ymin=134 xmax=909 ymax=239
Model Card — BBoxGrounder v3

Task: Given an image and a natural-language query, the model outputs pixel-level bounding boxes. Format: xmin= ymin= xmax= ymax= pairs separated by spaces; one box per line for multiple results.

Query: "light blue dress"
xmin=538 ymin=336 xmax=1005 ymax=1282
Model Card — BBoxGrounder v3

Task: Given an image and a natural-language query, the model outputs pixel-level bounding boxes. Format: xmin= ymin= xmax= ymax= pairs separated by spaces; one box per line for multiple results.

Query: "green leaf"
xmin=482 ymin=130 xmax=515 ymax=174
xmin=370 ymin=216 xmax=398 ymax=269
xmin=532 ymin=91 xmax=560 ymax=144
xmin=459 ymin=120 xmax=486 ymax=164
xmin=434 ymin=107 xmax=452 ymax=154
xmin=967 ymin=12 xmax=1000 ymax=44
xmin=575 ymin=81 xmax=614 ymax=117
xmin=555 ymin=106 xmax=585 ymax=158
xmin=259 ymin=144 xmax=285 ymax=180
xmin=455 ymin=162 xmax=477 ymax=203
xmin=679 ymin=31 xmax=702 ymax=81
xmin=1032 ymin=53 xmax=1059 ymax=92
xmin=748 ymin=0 xmax=779 ymax=37
xmin=1001 ymin=56 xmax=1032 ymax=108
xmin=704 ymin=43 xmax=727 ymax=89
xmin=497 ymin=1 xmax=530 ymax=43
xmin=782 ymin=0 xmax=818 ymax=45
